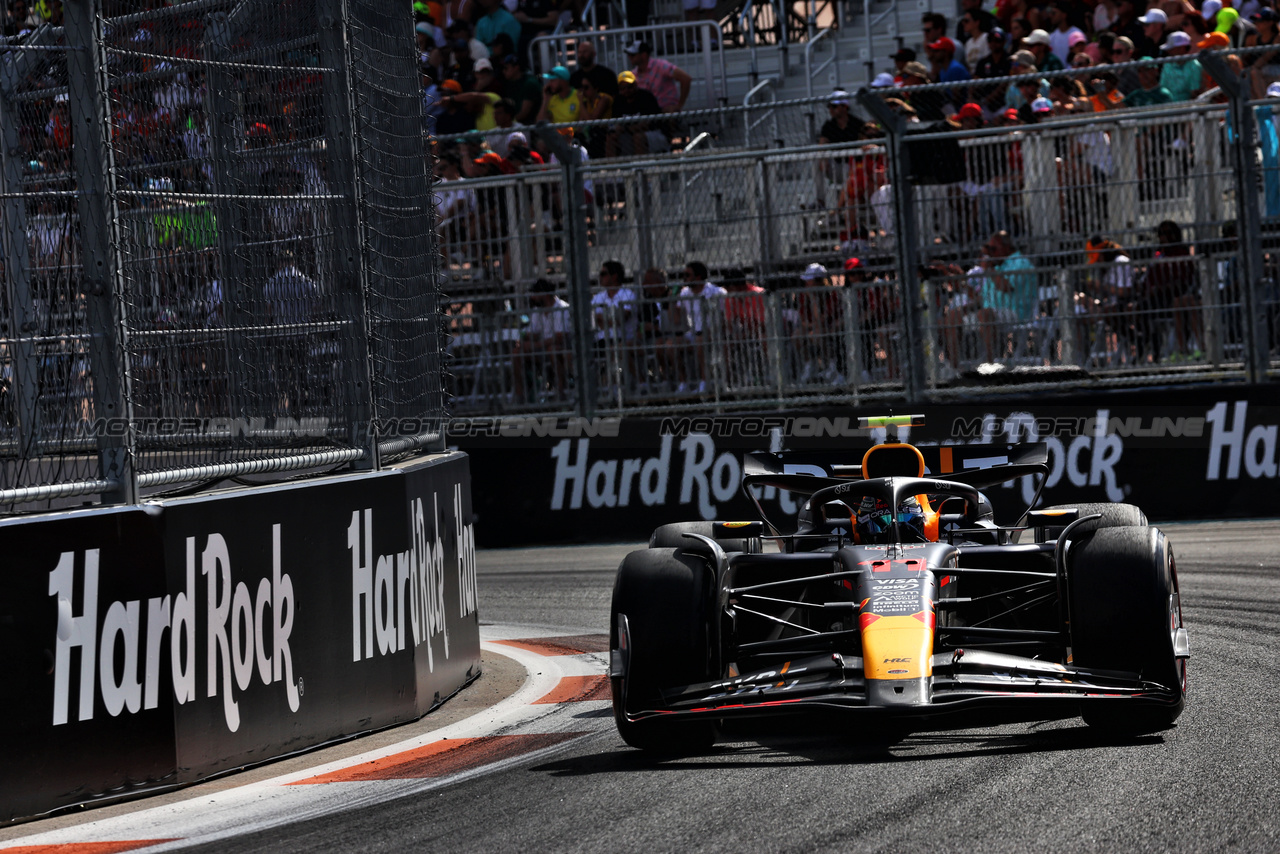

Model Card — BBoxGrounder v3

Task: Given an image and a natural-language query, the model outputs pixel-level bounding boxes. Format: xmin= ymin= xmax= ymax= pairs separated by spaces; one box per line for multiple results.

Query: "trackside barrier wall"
xmin=0 ymin=452 xmax=478 ymax=825
xmin=453 ymin=385 xmax=1280 ymax=546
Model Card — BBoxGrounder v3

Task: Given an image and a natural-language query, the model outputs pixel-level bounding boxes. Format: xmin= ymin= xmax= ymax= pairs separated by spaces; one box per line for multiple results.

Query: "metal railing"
xmin=805 ymin=26 xmax=840 ymax=99
xmin=530 ymin=22 xmax=728 ymax=111
xmin=434 ymin=86 xmax=1280 ymax=413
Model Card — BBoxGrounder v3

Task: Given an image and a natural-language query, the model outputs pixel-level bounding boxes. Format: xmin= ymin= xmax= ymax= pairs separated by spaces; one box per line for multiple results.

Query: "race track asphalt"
xmin=179 ymin=520 xmax=1279 ymax=854
xmin=4 ymin=521 xmax=1276 ymax=853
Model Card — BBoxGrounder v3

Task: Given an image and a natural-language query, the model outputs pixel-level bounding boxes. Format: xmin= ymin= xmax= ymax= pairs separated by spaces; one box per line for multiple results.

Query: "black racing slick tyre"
xmin=1017 ymin=502 xmax=1147 ymax=543
xmin=1068 ymin=526 xmax=1187 ymax=734
xmin=610 ymin=548 xmax=716 ymax=754
xmin=649 ymin=521 xmax=761 ymax=556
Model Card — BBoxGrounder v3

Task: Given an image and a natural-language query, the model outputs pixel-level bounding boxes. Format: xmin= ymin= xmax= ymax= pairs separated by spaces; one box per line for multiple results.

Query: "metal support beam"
xmin=858 ymin=87 xmax=926 ymax=402
xmin=536 ymin=125 xmax=596 ymax=417
xmin=317 ymin=0 xmax=380 ymax=468
xmin=0 ymin=37 xmax=51 ymax=452
xmin=1201 ymin=51 xmax=1271 ymax=383
xmin=65 ymin=0 xmax=136 ymax=504
xmin=202 ymin=14 xmax=255 ymax=432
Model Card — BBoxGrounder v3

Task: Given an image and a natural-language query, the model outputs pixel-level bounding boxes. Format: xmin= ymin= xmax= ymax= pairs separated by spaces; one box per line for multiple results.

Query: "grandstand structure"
xmin=438 ymin=2 xmax=1279 ymax=414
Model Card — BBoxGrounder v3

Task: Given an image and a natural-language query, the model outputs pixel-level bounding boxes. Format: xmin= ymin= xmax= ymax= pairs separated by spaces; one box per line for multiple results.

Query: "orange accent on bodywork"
xmin=861 ymin=614 xmax=935 ymax=679
xmin=939 ymin=446 xmax=954 ymax=473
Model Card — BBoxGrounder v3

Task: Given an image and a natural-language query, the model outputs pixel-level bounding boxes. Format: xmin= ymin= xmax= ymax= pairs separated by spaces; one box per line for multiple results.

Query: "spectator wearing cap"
xmin=537 ymin=65 xmax=580 ymax=125
xmin=444 ymin=20 xmax=489 ymax=64
xmin=959 ymin=9 xmax=994 ymax=69
xmin=570 ymin=40 xmax=619 ymax=99
xmin=1023 ymin=28 xmax=1066 ymax=72
xmin=473 ymin=56 xmax=502 ymax=95
xmin=625 ymin=41 xmax=692 ymax=113
xmin=1020 ymin=95 xmax=1056 ymax=123
xmin=1004 ymin=51 xmax=1050 ymax=110
xmin=503 ymin=131 xmax=545 ymax=170
xmin=1110 ymin=36 xmax=1143 ymax=95
xmin=1204 ymin=1 xmax=1253 ymax=48
xmin=898 ymin=61 xmax=947 ymax=120
xmin=1045 ymin=2 xmax=1084 ymax=65
xmin=1244 ymin=7 xmax=1280 ymax=95
xmin=434 ymin=79 xmax=477 ymax=136
xmin=1159 ymin=32 xmax=1203 ymax=102
xmin=1246 ymin=7 xmax=1280 ymax=61
xmin=950 ymin=101 xmax=985 ymax=130
xmin=794 ymin=262 xmax=847 ymax=385
xmin=500 ymin=54 xmax=541 ymax=123
xmin=950 ymin=229 xmax=1037 ymax=364
xmin=1137 ymin=7 xmax=1168 ymax=56
xmin=871 ymin=72 xmax=898 ymax=88
xmin=955 ymin=0 xmax=998 ymax=46
xmin=819 ymin=90 xmax=865 ymax=144
xmin=891 ymin=47 xmax=917 ymax=84
xmin=475 ymin=1 xmax=520 ymax=52
xmin=1124 ymin=60 xmax=1175 ymax=107
xmin=1107 ymin=0 xmax=1150 ymax=54
xmin=973 ymin=29 xmax=1012 ymax=111
xmin=608 ymin=70 xmax=668 ymax=155
xmin=928 ymin=37 xmax=971 ymax=84
xmin=440 ymin=65 xmax=504 ymax=131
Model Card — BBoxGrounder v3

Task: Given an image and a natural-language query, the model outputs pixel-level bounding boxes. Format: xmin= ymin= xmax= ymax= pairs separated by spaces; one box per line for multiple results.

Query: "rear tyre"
xmin=1017 ymin=502 xmax=1147 ymax=543
xmin=1068 ymin=526 xmax=1186 ymax=734
xmin=649 ymin=521 xmax=760 ymax=556
xmin=610 ymin=548 xmax=717 ymax=753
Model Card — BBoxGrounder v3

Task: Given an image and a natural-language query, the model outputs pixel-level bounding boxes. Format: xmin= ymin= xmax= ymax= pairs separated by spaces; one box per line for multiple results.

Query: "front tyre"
xmin=1068 ymin=526 xmax=1187 ymax=734
xmin=610 ymin=548 xmax=717 ymax=753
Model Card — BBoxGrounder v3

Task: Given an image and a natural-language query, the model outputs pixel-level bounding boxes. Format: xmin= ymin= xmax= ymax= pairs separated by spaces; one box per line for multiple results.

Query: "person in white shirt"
xmin=674 ymin=260 xmax=727 ymax=393
xmin=513 ymin=278 xmax=571 ymax=402
xmin=1046 ymin=1 xmax=1085 ymax=65
xmin=591 ymin=260 xmax=638 ymax=395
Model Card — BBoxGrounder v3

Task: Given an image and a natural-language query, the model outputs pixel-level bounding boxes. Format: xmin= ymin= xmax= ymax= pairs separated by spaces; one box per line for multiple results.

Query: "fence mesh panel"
xmin=0 ymin=0 xmax=445 ymax=512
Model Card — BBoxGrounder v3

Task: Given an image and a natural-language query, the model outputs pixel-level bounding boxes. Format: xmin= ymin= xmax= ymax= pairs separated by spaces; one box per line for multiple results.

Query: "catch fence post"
xmin=317 ymin=0 xmax=380 ymax=467
xmin=66 ymin=0 xmax=136 ymax=504
xmin=1201 ymin=51 xmax=1271 ymax=383
xmin=536 ymin=126 xmax=597 ymax=417
xmin=857 ymin=88 xmax=926 ymax=402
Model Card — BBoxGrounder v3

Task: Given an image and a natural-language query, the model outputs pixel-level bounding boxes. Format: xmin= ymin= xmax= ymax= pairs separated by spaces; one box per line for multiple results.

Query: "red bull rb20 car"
xmin=609 ymin=434 xmax=1189 ymax=752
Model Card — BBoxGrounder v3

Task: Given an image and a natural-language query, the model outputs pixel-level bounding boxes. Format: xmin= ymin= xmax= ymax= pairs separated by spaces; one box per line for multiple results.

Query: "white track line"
xmin=2 ymin=629 xmax=613 ymax=852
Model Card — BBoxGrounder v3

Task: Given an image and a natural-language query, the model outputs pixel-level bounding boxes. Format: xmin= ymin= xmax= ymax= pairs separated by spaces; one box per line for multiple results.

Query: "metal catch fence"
xmin=0 ymin=0 xmax=445 ymax=512
xmin=439 ymin=93 xmax=1279 ymax=415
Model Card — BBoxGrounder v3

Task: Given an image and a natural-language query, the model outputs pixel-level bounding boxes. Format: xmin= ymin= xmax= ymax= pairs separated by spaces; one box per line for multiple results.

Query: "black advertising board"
xmin=456 ymin=385 xmax=1280 ymax=546
xmin=157 ymin=470 xmax=420 ymax=778
xmin=1 ymin=451 xmax=478 ymax=824
xmin=397 ymin=453 xmax=481 ymax=716
xmin=0 ymin=507 xmax=176 ymax=824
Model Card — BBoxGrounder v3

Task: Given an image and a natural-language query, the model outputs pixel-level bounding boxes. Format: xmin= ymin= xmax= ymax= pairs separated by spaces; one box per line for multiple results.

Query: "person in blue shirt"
xmin=971 ymin=230 xmax=1037 ymax=362
xmin=927 ymin=37 xmax=971 ymax=83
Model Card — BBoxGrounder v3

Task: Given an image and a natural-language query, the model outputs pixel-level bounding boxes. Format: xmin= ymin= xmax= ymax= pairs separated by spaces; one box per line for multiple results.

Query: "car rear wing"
xmin=743 ymin=443 xmax=1049 ymax=496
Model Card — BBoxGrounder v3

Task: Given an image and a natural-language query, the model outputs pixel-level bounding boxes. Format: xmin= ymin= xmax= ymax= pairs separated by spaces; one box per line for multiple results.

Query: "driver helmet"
xmin=855 ymin=495 xmax=927 ymax=543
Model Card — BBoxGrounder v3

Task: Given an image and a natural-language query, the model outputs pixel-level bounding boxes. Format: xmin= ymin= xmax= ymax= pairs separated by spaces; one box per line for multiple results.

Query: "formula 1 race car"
xmin=609 ymin=424 xmax=1189 ymax=752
